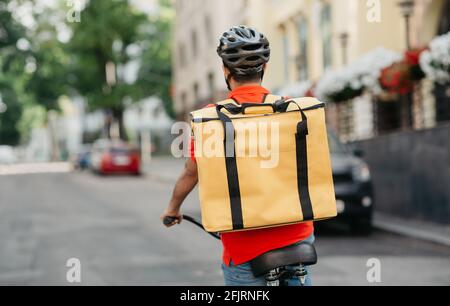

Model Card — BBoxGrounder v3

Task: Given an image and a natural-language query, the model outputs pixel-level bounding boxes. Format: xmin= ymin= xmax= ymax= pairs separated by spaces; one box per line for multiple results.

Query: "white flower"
xmin=315 ymin=48 xmax=401 ymax=101
xmin=420 ymin=31 xmax=450 ymax=84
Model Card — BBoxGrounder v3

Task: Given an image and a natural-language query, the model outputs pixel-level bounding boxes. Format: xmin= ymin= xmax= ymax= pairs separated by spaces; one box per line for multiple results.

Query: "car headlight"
xmin=352 ymin=162 xmax=371 ymax=182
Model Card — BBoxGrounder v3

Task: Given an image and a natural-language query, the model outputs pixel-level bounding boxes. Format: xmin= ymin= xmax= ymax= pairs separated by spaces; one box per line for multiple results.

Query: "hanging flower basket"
xmin=419 ymin=31 xmax=450 ymax=84
xmin=327 ymin=85 xmax=364 ymax=103
xmin=315 ymin=48 xmax=402 ymax=103
xmin=379 ymin=48 xmax=427 ymax=95
xmin=405 ymin=48 xmax=427 ymax=81
xmin=379 ymin=61 xmax=413 ymax=95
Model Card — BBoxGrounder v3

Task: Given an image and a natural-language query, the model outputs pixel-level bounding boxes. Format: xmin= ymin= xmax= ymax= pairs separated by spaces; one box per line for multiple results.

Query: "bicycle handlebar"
xmin=163 ymin=215 xmax=221 ymax=240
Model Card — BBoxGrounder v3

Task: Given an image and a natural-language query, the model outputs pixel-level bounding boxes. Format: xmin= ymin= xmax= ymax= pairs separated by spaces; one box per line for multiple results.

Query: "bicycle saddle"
xmin=250 ymin=242 xmax=318 ymax=277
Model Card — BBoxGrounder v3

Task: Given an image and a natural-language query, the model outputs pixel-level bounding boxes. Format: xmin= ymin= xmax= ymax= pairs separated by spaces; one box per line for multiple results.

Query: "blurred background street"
xmin=1 ymin=0 xmax=450 ymax=286
xmin=1 ymin=159 xmax=450 ymax=285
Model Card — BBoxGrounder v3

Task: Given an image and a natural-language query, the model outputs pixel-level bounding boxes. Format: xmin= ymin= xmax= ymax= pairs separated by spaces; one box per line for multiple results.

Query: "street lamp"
xmin=398 ymin=0 xmax=415 ymax=50
xmin=398 ymin=0 xmax=415 ymax=130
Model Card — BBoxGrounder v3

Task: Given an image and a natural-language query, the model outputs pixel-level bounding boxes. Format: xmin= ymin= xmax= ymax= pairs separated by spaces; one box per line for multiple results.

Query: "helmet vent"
xmin=225 ymin=48 xmax=239 ymax=54
xmin=242 ymin=44 xmax=262 ymax=51
xmin=246 ymin=56 xmax=260 ymax=61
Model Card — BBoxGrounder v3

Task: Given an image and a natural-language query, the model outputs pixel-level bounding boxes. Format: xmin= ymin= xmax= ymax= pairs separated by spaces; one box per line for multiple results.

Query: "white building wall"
xmin=172 ymin=0 xmax=246 ymax=117
xmin=172 ymin=0 xmax=444 ymax=139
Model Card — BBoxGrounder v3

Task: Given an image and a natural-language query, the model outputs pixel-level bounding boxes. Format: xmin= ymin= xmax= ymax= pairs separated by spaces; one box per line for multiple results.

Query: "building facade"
xmin=172 ymin=0 xmax=247 ymax=120
xmin=171 ymin=0 xmax=450 ymax=223
xmin=246 ymin=0 xmax=449 ymax=140
xmin=172 ymin=0 xmax=449 ymax=133
xmin=245 ymin=0 xmax=407 ymax=88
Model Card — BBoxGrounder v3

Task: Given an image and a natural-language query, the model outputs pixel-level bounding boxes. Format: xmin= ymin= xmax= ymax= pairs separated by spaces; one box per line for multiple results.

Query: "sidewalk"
xmin=373 ymin=212 xmax=450 ymax=247
xmin=145 ymin=156 xmax=450 ymax=247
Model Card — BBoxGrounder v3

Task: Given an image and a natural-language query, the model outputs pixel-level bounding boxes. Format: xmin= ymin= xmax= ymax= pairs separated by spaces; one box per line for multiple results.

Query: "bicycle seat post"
xmin=265 ymin=268 xmax=281 ymax=286
xmin=295 ymin=264 xmax=308 ymax=286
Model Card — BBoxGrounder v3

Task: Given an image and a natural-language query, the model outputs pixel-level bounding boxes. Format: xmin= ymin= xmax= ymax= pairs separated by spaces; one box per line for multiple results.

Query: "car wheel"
xmin=350 ymin=218 xmax=373 ymax=235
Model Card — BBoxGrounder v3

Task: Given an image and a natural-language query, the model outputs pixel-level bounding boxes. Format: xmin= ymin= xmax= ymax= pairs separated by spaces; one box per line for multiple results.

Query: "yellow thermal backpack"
xmin=190 ymin=94 xmax=337 ymax=233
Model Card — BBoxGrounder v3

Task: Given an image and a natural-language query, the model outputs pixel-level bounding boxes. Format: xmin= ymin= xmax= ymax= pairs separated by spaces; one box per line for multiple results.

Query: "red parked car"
xmin=90 ymin=139 xmax=141 ymax=175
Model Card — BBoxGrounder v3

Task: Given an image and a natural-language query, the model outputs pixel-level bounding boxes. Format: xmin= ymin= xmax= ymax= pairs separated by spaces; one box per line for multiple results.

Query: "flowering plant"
xmin=315 ymin=48 xmax=402 ymax=103
xmin=420 ymin=31 xmax=450 ymax=84
xmin=379 ymin=48 xmax=426 ymax=95
xmin=379 ymin=61 xmax=413 ymax=95
xmin=406 ymin=48 xmax=427 ymax=81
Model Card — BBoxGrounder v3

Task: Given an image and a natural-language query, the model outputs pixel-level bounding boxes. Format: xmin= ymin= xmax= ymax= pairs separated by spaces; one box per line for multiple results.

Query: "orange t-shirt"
xmin=190 ymin=85 xmax=314 ymax=266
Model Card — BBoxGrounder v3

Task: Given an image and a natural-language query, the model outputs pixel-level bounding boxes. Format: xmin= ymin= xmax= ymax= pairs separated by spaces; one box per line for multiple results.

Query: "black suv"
xmin=328 ymin=132 xmax=374 ymax=234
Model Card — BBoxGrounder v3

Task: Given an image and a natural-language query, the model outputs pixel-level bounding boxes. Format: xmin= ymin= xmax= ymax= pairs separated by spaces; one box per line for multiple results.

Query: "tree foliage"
xmin=66 ymin=0 xmax=176 ymax=137
xmin=137 ymin=0 xmax=174 ymax=118
xmin=0 ymin=0 xmax=27 ymax=145
xmin=26 ymin=11 xmax=70 ymax=111
xmin=2 ymin=0 xmax=175 ymax=143
xmin=67 ymin=1 xmax=147 ymax=105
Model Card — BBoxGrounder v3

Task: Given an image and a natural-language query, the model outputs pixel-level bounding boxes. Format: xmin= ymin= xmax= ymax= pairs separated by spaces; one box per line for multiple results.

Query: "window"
xmin=297 ymin=16 xmax=309 ymax=81
xmin=191 ymin=30 xmax=198 ymax=58
xmin=193 ymin=82 xmax=200 ymax=104
xmin=178 ymin=42 xmax=186 ymax=68
xmin=437 ymin=0 xmax=450 ymax=35
xmin=205 ymin=15 xmax=213 ymax=44
xmin=280 ymin=25 xmax=290 ymax=83
xmin=207 ymin=72 xmax=215 ymax=100
xmin=320 ymin=4 xmax=333 ymax=71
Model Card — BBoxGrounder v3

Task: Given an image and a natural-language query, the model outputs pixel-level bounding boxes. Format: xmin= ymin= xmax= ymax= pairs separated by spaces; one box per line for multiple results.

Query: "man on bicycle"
xmin=161 ymin=25 xmax=314 ymax=286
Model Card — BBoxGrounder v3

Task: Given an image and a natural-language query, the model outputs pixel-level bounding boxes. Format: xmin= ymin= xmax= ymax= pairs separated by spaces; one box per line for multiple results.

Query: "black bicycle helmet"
xmin=217 ymin=25 xmax=270 ymax=76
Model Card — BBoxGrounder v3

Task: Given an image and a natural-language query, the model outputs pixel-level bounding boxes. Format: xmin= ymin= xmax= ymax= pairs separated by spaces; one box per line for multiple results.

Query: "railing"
xmin=327 ymin=79 xmax=450 ymax=142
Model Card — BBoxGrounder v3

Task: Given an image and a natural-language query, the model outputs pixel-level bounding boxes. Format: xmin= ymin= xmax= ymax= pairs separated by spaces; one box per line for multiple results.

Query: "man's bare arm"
xmin=160 ymin=159 xmax=198 ymax=227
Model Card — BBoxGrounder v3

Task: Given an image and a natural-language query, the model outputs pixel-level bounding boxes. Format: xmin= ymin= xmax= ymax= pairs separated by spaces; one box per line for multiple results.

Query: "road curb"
xmin=373 ymin=212 xmax=450 ymax=247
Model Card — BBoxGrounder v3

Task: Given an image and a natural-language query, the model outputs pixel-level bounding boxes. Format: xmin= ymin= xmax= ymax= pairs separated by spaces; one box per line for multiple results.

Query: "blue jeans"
xmin=221 ymin=234 xmax=315 ymax=286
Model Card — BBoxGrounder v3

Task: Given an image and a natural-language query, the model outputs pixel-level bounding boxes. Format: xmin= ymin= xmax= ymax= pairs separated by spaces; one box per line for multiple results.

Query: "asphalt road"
xmin=1 ymin=170 xmax=450 ymax=286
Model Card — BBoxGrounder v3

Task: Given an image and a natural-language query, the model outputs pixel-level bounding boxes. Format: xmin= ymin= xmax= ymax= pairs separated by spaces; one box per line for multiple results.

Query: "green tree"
xmin=137 ymin=0 xmax=174 ymax=118
xmin=25 ymin=22 xmax=69 ymax=111
xmin=0 ymin=81 xmax=22 ymax=145
xmin=2 ymin=0 xmax=175 ymax=145
xmin=0 ymin=0 xmax=28 ymax=145
xmin=67 ymin=0 xmax=148 ymax=139
xmin=1 ymin=0 xmax=70 ymax=147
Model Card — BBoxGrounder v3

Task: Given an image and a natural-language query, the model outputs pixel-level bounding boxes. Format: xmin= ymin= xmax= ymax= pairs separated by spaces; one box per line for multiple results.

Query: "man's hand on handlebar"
xmin=162 ymin=159 xmax=198 ymax=228
xmin=161 ymin=209 xmax=183 ymax=227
